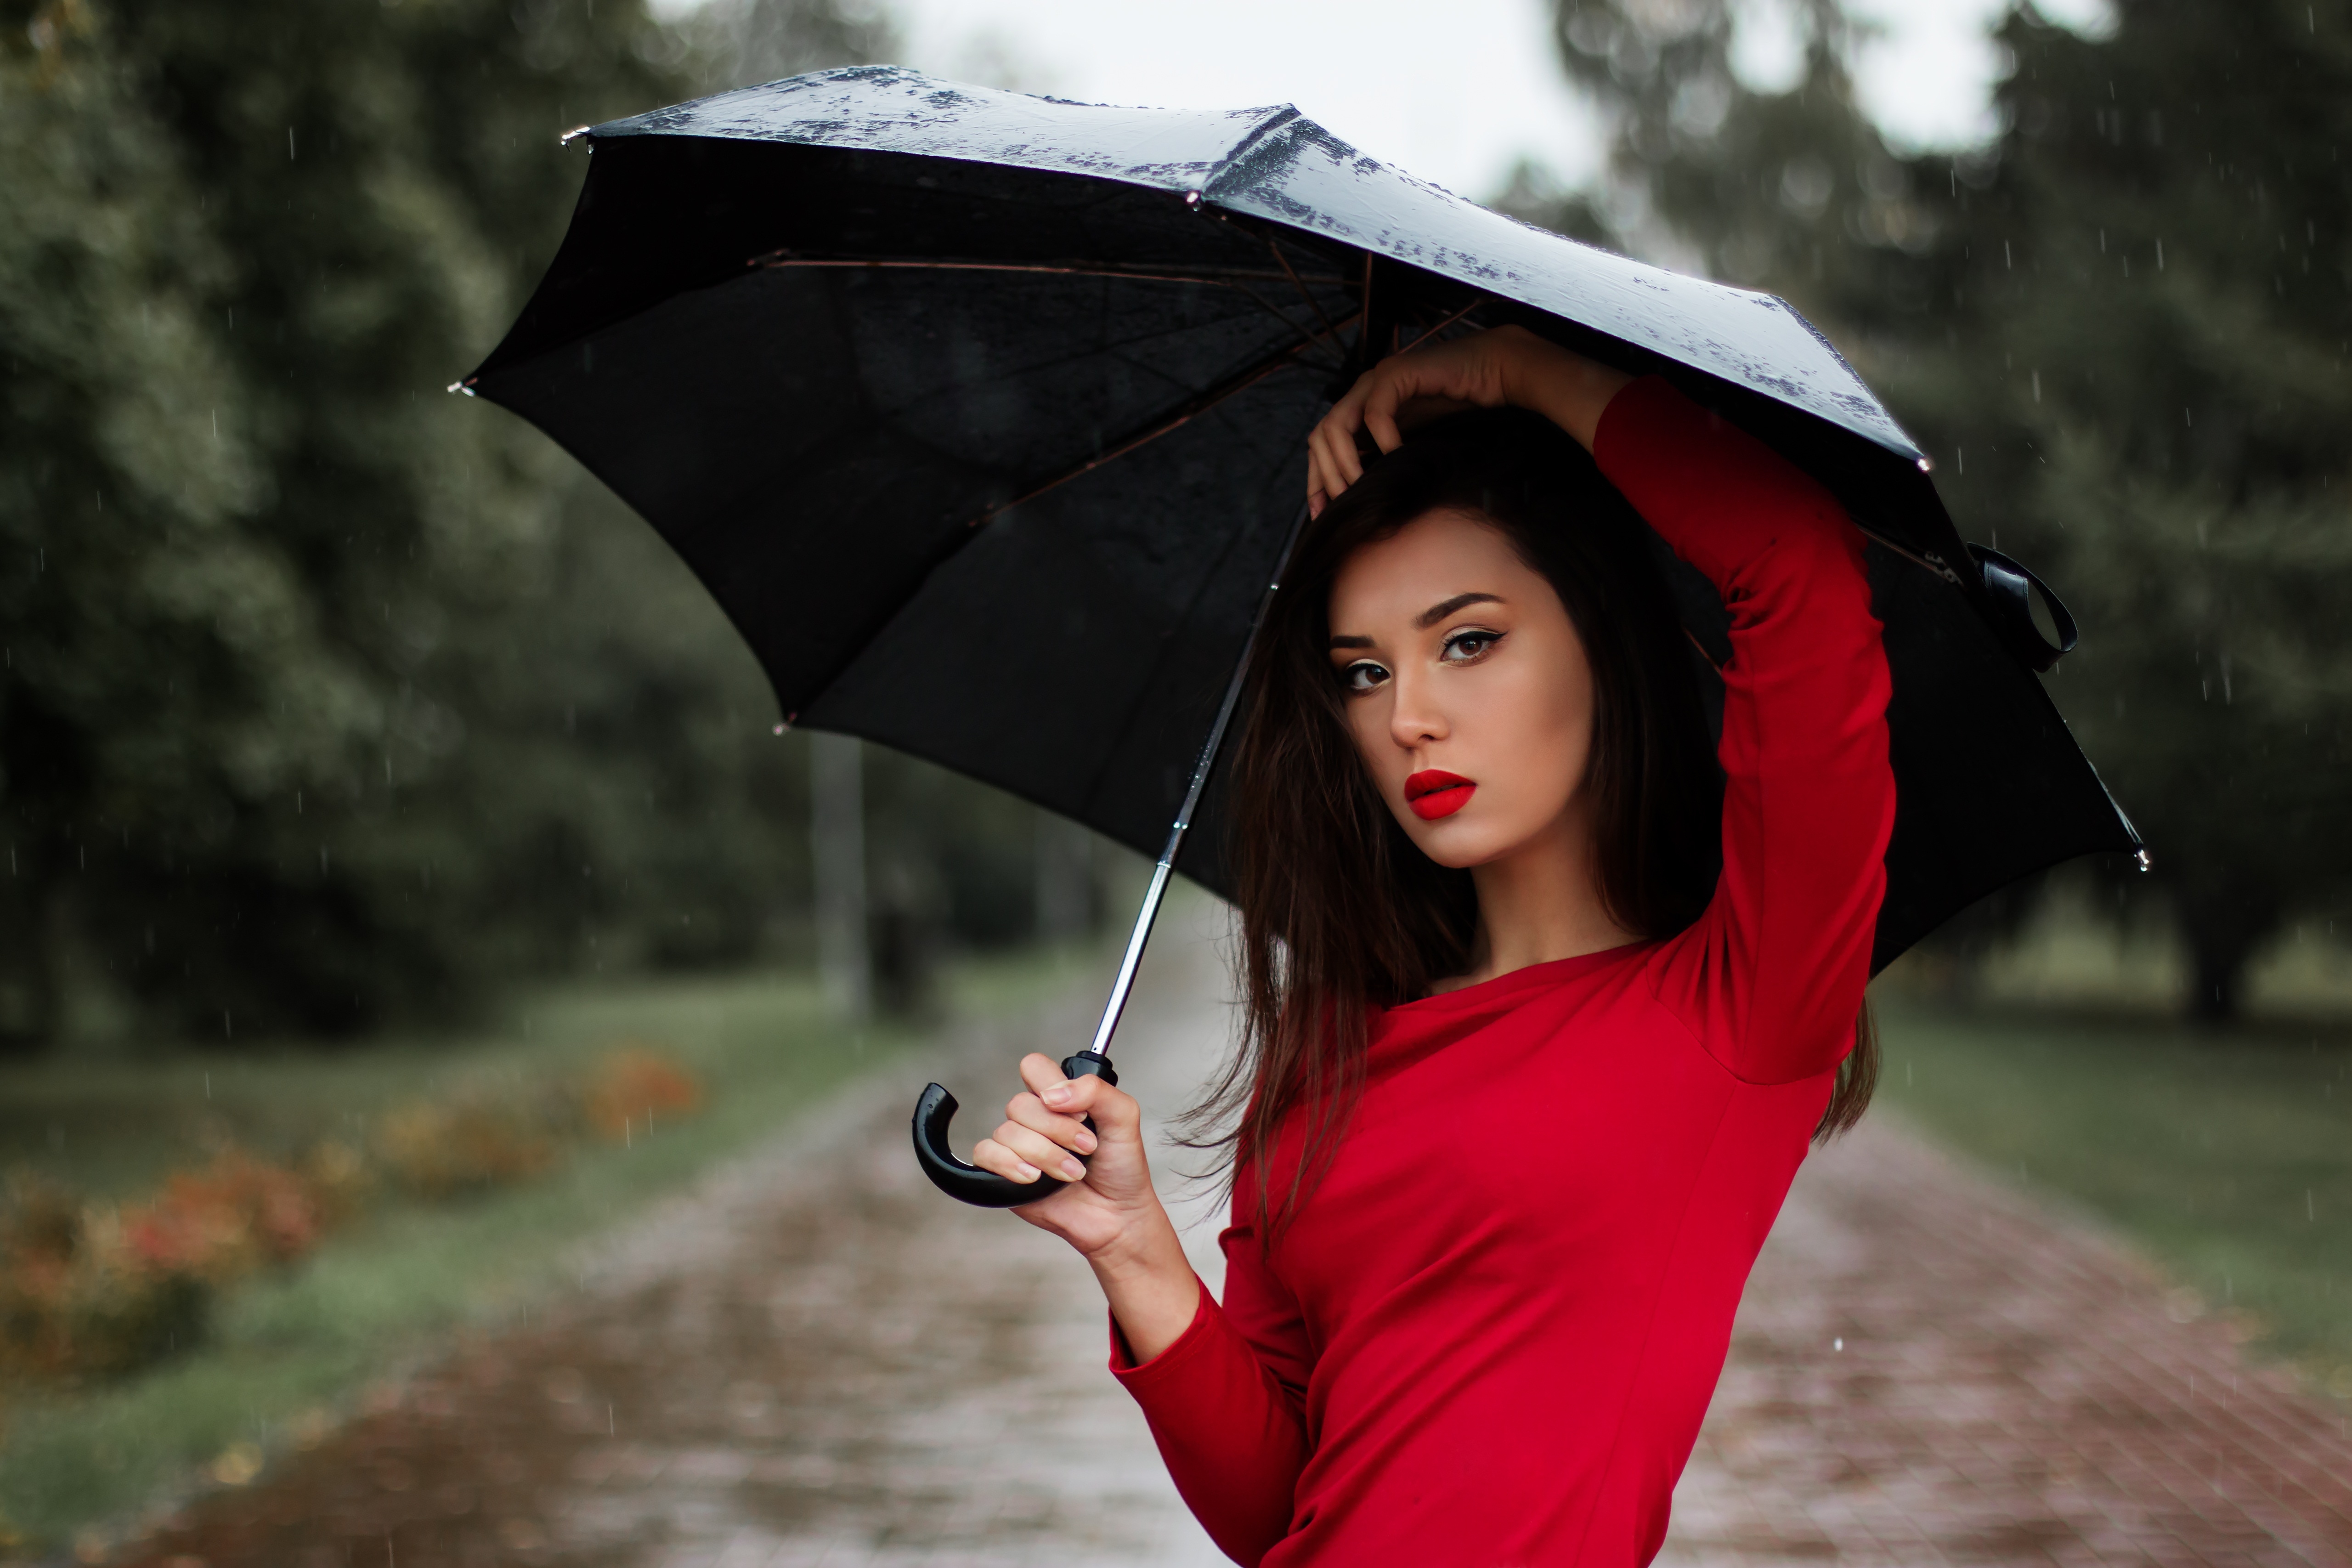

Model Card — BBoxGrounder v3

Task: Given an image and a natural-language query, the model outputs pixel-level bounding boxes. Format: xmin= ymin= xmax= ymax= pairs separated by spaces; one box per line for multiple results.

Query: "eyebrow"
xmin=1327 ymin=592 xmax=1504 ymax=651
xmin=1414 ymin=592 xmax=1503 ymax=630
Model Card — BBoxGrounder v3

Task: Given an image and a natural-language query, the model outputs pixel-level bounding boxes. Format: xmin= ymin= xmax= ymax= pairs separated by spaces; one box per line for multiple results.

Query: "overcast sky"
xmin=866 ymin=0 xmax=2116 ymax=201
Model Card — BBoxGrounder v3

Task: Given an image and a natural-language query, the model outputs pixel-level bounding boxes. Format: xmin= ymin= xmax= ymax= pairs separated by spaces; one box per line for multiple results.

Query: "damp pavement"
xmin=116 ymin=906 xmax=2352 ymax=1568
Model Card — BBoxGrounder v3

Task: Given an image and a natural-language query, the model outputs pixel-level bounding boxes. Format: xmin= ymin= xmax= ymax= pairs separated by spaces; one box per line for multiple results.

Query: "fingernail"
xmin=1014 ymin=1161 xmax=1040 ymax=1180
xmin=1042 ymin=1084 xmax=1072 ymax=1106
xmin=1074 ymin=1129 xmax=1097 ymax=1153
xmin=1060 ymin=1157 xmax=1086 ymax=1180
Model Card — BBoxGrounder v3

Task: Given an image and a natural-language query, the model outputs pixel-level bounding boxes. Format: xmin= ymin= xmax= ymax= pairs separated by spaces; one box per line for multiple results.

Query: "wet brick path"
xmin=119 ymin=910 xmax=2352 ymax=1568
xmin=1662 ymin=1121 xmax=2352 ymax=1568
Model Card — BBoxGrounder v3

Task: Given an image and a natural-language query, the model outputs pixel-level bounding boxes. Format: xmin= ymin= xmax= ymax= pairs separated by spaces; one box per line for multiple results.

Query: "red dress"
xmin=1108 ymin=377 xmax=1896 ymax=1567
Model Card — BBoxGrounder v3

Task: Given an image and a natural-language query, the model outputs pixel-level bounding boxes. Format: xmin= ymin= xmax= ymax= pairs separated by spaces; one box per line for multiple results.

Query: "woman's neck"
xmin=1442 ymin=808 xmax=1641 ymax=991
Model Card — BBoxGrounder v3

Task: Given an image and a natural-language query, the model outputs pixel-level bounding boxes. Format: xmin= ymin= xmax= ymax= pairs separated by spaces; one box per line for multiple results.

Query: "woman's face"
xmin=1326 ymin=509 xmax=1597 ymax=870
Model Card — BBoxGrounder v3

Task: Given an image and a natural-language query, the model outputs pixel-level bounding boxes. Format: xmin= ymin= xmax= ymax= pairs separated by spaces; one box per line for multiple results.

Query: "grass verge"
xmin=1874 ymin=996 xmax=2352 ymax=1394
xmin=0 ymin=945 xmax=1099 ymax=1555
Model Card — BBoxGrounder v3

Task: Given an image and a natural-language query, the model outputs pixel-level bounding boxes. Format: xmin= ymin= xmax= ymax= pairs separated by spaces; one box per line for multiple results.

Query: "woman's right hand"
xmin=972 ymin=1052 xmax=1161 ymax=1251
xmin=969 ymin=1053 xmax=1202 ymax=1361
xmin=1306 ymin=324 xmax=1634 ymax=515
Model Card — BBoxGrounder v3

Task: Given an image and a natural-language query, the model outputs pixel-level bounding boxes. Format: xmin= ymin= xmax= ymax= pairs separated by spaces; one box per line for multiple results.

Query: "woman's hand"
xmin=968 ymin=1053 xmax=1202 ymax=1362
xmin=1306 ymin=323 xmax=1635 ymax=515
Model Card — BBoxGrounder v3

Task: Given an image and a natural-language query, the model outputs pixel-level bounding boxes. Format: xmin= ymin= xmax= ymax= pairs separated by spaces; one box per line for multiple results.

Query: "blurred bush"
xmin=373 ymin=1091 xmax=564 ymax=1201
xmin=580 ymin=1046 xmax=704 ymax=1142
xmin=0 ymin=1045 xmax=703 ymax=1380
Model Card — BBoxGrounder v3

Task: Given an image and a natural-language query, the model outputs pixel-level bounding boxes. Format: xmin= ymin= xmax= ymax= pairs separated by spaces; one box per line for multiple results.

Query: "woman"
xmin=967 ymin=324 xmax=1894 ymax=1566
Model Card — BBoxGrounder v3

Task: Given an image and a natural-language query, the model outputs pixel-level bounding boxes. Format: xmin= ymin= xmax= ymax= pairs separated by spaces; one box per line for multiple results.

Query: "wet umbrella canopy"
xmin=461 ymin=66 xmax=2138 ymax=1200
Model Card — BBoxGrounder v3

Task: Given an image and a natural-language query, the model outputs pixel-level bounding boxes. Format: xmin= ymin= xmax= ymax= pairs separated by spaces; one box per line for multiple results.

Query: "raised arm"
xmin=1592 ymin=377 xmax=1893 ymax=1079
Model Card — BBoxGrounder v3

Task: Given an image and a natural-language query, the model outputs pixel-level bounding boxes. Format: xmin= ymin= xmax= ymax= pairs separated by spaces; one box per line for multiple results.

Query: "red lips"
xmin=1404 ymin=769 xmax=1476 ymax=821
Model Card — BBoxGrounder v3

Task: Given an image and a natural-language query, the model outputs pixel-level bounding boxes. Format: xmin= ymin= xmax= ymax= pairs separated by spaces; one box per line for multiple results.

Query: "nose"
xmin=1387 ymin=662 xmax=1447 ymax=751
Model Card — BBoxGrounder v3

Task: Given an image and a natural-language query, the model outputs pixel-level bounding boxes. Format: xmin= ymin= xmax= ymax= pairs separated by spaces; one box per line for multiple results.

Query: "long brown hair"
xmin=1192 ymin=407 xmax=1876 ymax=1228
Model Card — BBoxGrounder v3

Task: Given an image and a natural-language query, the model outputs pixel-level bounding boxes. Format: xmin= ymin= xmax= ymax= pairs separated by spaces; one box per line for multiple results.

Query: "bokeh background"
xmin=2 ymin=0 xmax=2348 ymax=1562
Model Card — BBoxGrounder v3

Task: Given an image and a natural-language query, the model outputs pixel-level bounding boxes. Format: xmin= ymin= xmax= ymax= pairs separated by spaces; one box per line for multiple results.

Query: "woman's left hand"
xmin=1306 ymin=324 xmax=1633 ymax=515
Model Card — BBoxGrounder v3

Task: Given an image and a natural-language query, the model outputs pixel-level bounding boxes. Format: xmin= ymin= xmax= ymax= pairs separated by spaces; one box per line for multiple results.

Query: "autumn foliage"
xmin=0 ymin=1047 xmax=699 ymax=1383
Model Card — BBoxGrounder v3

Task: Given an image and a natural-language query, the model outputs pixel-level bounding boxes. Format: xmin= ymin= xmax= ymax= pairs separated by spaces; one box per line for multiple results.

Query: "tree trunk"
xmin=810 ymin=732 xmax=870 ymax=1022
xmin=0 ymin=866 xmax=60 ymax=1054
xmin=2177 ymin=886 xmax=2276 ymax=1026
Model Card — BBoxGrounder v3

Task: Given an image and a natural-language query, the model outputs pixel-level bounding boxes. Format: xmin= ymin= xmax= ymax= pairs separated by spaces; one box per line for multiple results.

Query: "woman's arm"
xmin=1110 ymin=1215 xmax=1314 ymax=1566
xmin=975 ymin=1059 xmax=1311 ymax=1564
xmin=1306 ymin=324 xmax=1628 ymax=512
xmin=967 ymin=1053 xmax=1199 ymax=1360
xmin=1590 ymin=380 xmax=1893 ymax=1078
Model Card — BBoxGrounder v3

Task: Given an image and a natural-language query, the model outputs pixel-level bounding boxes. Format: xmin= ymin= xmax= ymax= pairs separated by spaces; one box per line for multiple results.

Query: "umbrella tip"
xmin=560 ymin=124 xmax=592 ymax=147
xmin=1917 ymin=456 xmax=1933 ymax=473
xmin=1182 ymin=189 xmax=1203 ymax=209
xmin=2133 ymin=847 xmax=2153 ymax=873
xmin=445 ymin=379 xmax=475 ymax=396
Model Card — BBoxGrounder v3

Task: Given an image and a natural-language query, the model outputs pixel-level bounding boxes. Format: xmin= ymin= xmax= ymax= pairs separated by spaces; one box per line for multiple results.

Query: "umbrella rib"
xmin=1398 ymin=295 xmax=1489 ymax=352
xmin=1683 ymin=626 xmax=1724 ymax=674
xmin=1848 ymin=522 xmax=1965 ymax=586
xmin=749 ymin=252 xmax=1348 ymax=290
xmin=1266 ymin=238 xmax=1342 ymax=345
xmin=964 ymin=315 xmax=1362 ymax=532
xmin=1221 ymin=279 xmax=1353 ymax=374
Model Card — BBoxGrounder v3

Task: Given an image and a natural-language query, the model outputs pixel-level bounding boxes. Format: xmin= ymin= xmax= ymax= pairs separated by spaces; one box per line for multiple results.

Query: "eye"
xmin=1340 ymin=659 xmax=1391 ymax=694
xmin=1441 ymin=628 xmax=1503 ymax=663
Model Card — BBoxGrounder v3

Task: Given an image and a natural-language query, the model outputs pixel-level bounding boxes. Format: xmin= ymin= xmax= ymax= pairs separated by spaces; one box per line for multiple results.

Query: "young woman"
xmin=967 ymin=324 xmax=1894 ymax=1567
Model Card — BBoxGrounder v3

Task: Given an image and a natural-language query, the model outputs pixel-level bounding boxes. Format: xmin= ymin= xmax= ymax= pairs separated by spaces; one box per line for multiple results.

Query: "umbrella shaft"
xmin=1085 ymin=858 xmax=1175 ymax=1058
xmin=1081 ymin=694 xmax=1232 ymax=1059
xmin=1081 ymin=502 xmax=1311 ymax=1059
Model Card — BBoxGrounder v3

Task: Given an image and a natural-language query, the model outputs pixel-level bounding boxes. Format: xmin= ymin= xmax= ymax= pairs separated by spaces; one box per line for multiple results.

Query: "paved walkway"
xmin=119 ymin=906 xmax=2352 ymax=1568
xmin=1665 ymin=1121 xmax=2352 ymax=1568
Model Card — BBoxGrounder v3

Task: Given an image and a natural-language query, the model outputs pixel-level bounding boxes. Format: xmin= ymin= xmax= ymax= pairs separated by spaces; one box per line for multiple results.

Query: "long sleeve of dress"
xmin=1594 ymin=377 xmax=1895 ymax=1082
xmin=1108 ymin=1217 xmax=1311 ymax=1566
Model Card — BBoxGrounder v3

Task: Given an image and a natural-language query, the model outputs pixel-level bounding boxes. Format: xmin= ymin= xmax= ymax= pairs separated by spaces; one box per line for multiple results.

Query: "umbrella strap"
xmin=1080 ymin=500 xmax=1314 ymax=1059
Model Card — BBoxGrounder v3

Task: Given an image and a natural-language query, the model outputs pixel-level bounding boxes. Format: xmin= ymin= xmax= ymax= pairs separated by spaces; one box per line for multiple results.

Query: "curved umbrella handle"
xmin=911 ymin=1052 xmax=1118 ymax=1207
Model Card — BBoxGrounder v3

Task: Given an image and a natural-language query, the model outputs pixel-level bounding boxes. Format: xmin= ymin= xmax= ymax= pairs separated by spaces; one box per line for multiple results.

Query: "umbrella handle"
xmin=909 ymin=499 xmax=1309 ymax=1211
xmin=912 ymin=1053 xmax=1118 ymax=1207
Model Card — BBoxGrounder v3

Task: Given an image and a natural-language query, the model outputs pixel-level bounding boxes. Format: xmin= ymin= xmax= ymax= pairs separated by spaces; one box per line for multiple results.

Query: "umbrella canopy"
xmin=463 ymin=65 xmax=2139 ymax=972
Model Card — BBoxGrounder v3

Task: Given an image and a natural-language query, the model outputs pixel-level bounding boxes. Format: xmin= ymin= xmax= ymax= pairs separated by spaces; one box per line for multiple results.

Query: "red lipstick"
xmin=1404 ymin=769 xmax=1475 ymax=821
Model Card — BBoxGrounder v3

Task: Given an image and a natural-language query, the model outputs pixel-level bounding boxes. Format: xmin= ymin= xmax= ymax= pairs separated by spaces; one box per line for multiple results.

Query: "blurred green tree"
xmin=0 ymin=0 xmax=907 ymax=1047
xmin=1532 ymin=0 xmax=2352 ymax=1019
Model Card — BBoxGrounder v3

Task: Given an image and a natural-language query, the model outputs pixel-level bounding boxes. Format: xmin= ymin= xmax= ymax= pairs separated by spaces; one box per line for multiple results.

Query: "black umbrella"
xmin=460 ymin=66 xmax=2140 ymax=1206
